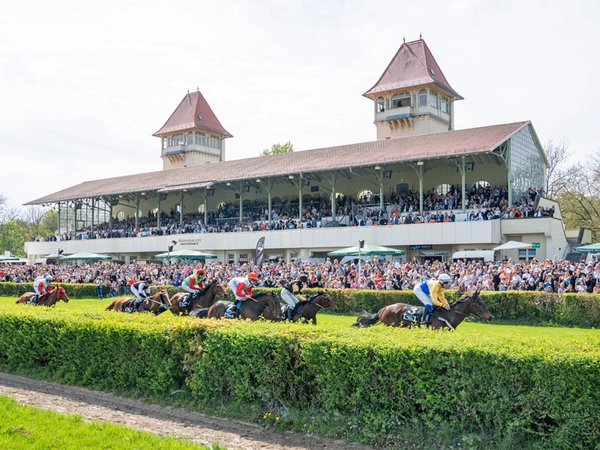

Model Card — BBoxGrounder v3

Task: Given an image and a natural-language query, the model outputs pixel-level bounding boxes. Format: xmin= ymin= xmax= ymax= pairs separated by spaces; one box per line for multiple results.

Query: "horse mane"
xmin=450 ymin=290 xmax=480 ymax=308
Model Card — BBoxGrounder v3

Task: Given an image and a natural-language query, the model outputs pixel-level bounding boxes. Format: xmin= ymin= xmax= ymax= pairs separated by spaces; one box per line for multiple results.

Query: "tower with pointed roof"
xmin=154 ymin=89 xmax=233 ymax=170
xmin=363 ymin=38 xmax=463 ymax=140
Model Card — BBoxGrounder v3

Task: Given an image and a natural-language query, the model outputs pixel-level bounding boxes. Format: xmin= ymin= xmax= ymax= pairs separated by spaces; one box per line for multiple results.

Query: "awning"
xmin=493 ymin=241 xmax=532 ymax=251
xmin=452 ymin=250 xmax=495 ymax=261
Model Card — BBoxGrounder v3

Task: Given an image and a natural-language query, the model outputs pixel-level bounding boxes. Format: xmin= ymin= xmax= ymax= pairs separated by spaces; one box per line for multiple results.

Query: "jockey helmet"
xmin=196 ymin=269 xmax=205 ymax=276
xmin=247 ymin=272 xmax=258 ymax=281
xmin=299 ymin=275 xmax=308 ymax=283
xmin=45 ymin=275 xmax=54 ymax=282
xmin=145 ymin=278 xmax=153 ymax=284
xmin=438 ymin=274 xmax=452 ymax=285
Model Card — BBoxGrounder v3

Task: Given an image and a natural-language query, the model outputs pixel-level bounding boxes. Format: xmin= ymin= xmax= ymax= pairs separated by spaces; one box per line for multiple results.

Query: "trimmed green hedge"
xmin=0 ymin=304 xmax=598 ymax=449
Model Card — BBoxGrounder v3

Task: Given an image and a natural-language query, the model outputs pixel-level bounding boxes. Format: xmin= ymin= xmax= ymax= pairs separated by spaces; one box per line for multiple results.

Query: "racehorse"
xmin=282 ymin=290 xmax=338 ymax=325
xmin=351 ymin=290 xmax=493 ymax=330
xmin=167 ymin=280 xmax=227 ymax=316
xmin=104 ymin=290 xmax=171 ymax=314
xmin=207 ymin=291 xmax=282 ymax=321
xmin=16 ymin=286 xmax=70 ymax=307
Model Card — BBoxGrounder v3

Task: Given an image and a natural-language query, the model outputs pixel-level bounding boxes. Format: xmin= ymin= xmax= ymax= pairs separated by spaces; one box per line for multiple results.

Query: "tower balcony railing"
xmin=375 ymin=105 xmax=450 ymax=123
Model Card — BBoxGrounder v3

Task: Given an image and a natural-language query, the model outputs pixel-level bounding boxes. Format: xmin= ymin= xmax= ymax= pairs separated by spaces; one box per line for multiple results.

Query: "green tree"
xmin=0 ymin=220 xmax=30 ymax=257
xmin=261 ymin=141 xmax=294 ymax=156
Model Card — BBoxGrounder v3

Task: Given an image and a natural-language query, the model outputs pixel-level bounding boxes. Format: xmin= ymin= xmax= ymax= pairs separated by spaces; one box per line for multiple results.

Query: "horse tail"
xmin=351 ymin=310 xmax=380 ymax=327
xmin=105 ymin=300 xmax=116 ymax=311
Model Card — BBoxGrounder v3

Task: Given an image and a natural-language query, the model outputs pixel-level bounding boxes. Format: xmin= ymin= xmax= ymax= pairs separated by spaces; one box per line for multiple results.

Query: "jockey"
xmin=413 ymin=273 xmax=452 ymax=326
xmin=225 ymin=272 xmax=259 ymax=318
xmin=130 ymin=278 xmax=152 ymax=311
xmin=281 ymin=274 xmax=308 ymax=320
xmin=181 ymin=269 xmax=206 ymax=306
xmin=32 ymin=274 xmax=53 ymax=304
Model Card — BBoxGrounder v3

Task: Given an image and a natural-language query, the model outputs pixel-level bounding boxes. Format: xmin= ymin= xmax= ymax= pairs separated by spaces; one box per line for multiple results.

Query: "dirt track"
xmin=0 ymin=372 xmax=374 ymax=450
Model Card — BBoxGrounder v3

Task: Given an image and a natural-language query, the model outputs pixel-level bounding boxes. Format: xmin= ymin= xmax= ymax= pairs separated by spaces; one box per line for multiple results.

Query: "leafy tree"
xmin=0 ymin=220 xmax=29 ymax=257
xmin=261 ymin=141 xmax=294 ymax=156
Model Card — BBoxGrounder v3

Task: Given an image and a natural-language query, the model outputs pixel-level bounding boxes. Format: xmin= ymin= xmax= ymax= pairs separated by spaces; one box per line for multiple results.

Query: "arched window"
xmin=441 ymin=96 xmax=449 ymax=113
xmin=436 ymin=183 xmax=452 ymax=195
xmin=391 ymin=92 xmax=411 ymax=108
xmin=195 ymin=132 xmax=206 ymax=146
xmin=162 ymin=138 xmax=167 ymax=149
xmin=197 ymin=204 xmax=205 ymax=213
xmin=357 ymin=189 xmax=374 ymax=203
xmin=171 ymin=134 xmax=184 ymax=146
xmin=474 ymin=180 xmax=490 ymax=189
xmin=419 ymin=89 xmax=427 ymax=107
xmin=209 ymin=136 xmax=221 ymax=149
xmin=429 ymin=90 xmax=438 ymax=109
xmin=376 ymin=97 xmax=385 ymax=113
xmin=117 ymin=211 xmax=125 ymax=221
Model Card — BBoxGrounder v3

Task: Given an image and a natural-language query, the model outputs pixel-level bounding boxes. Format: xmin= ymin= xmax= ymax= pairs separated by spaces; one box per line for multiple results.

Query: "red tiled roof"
xmin=26 ymin=121 xmax=531 ymax=205
xmin=153 ymin=90 xmax=233 ymax=138
xmin=363 ymin=39 xmax=462 ymax=100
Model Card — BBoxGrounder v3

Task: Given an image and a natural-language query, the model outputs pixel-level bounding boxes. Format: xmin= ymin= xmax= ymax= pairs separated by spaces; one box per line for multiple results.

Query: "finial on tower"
xmin=420 ymin=32 xmax=422 ymax=40
xmin=403 ymin=36 xmax=405 ymax=43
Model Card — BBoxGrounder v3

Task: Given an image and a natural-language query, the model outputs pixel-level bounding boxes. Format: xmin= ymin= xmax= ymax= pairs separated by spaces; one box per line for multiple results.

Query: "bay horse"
xmin=283 ymin=290 xmax=338 ymax=325
xmin=167 ymin=280 xmax=227 ymax=316
xmin=352 ymin=290 xmax=493 ymax=330
xmin=15 ymin=286 xmax=70 ymax=307
xmin=207 ymin=291 xmax=282 ymax=321
xmin=104 ymin=290 xmax=171 ymax=315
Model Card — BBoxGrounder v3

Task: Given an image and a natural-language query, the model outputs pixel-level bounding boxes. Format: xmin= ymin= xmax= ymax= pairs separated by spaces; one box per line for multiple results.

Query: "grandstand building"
xmin=24 ymin=39 xmax=567 ymax=264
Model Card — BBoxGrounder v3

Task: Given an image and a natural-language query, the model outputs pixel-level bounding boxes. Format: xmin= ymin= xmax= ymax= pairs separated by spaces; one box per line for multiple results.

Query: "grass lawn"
xmin=0 ymin=395 xmax=223 ymax=450
xmin=2 ymin=295 xmax=598 ymax=342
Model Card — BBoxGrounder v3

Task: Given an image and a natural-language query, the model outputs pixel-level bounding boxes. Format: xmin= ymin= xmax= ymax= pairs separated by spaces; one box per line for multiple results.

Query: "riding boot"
xmin=133 ymin=299 xmax=142 ymax=311
xmin=287 ymin=305 xmax=296 ymax=321
xmin=422 ymin=306 xmax=433 ymax=327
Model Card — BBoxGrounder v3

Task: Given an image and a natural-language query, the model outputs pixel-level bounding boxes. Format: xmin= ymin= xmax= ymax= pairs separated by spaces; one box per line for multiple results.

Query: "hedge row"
xmin=0 ymin=305 xmax=598 ymax=448
xmin=2 ymin=282 xmax=600 ymax=327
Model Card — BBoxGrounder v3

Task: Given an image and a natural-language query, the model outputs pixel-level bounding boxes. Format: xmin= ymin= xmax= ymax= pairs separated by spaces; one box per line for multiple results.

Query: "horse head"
xmin=455 ymin=289 xmax=493 ymax=322
xmin=57 ymin=287 xmax=70 ymax=303
xmin=256 ymin=291 xmax=282 ymax=318
xmin=314 ymin=290 xmax=338 ymax=312
xmin=212 ymin=281 xmax=228 ymax=298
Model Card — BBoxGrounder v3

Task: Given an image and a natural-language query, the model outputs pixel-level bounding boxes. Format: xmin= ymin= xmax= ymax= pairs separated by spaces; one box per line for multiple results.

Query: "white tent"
xmin=493 ymin=241 xmax=532 ymax=251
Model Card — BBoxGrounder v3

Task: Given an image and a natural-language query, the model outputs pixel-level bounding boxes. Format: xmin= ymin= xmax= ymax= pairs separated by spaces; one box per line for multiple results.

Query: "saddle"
xmin=402 ymin=305 xmax=426 ymax=324
xmin=123 ymin=298 xmax=137 ymax=313
xmin=26 ymin=294 xmax=39 ymax=304
xmin=223 ymin=302 xmax=238 ymax=319
xmin=179 ymin=292 xmax=197 ymax=308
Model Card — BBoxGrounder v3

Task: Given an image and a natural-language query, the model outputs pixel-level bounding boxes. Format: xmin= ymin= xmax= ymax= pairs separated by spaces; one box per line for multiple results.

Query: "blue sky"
xmin=1 ymin=0 xmax=598 ymax=209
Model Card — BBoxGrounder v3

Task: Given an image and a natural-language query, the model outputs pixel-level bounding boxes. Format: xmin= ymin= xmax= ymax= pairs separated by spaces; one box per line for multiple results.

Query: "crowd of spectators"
xmin=30 ymin=185 xmax=553 ymax=243
xmin=2 ymin=254 xmax=598 ymax=298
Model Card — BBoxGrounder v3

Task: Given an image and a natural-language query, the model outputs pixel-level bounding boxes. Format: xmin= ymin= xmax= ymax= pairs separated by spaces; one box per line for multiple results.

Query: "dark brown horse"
xmin=207 ymin=291 xmax=282 ymax=321
xmin=352 ymin=290 xmax=493 ymax=330
xmin=284 ymin=290 xmax=338 ymax=325
xmin=16 ymin=286 xmax=70 ymax=307
xmin=105 ymin=290 xmax=171 ymax=314
xmin=167 ymin=280 xmax=227 ymax=316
